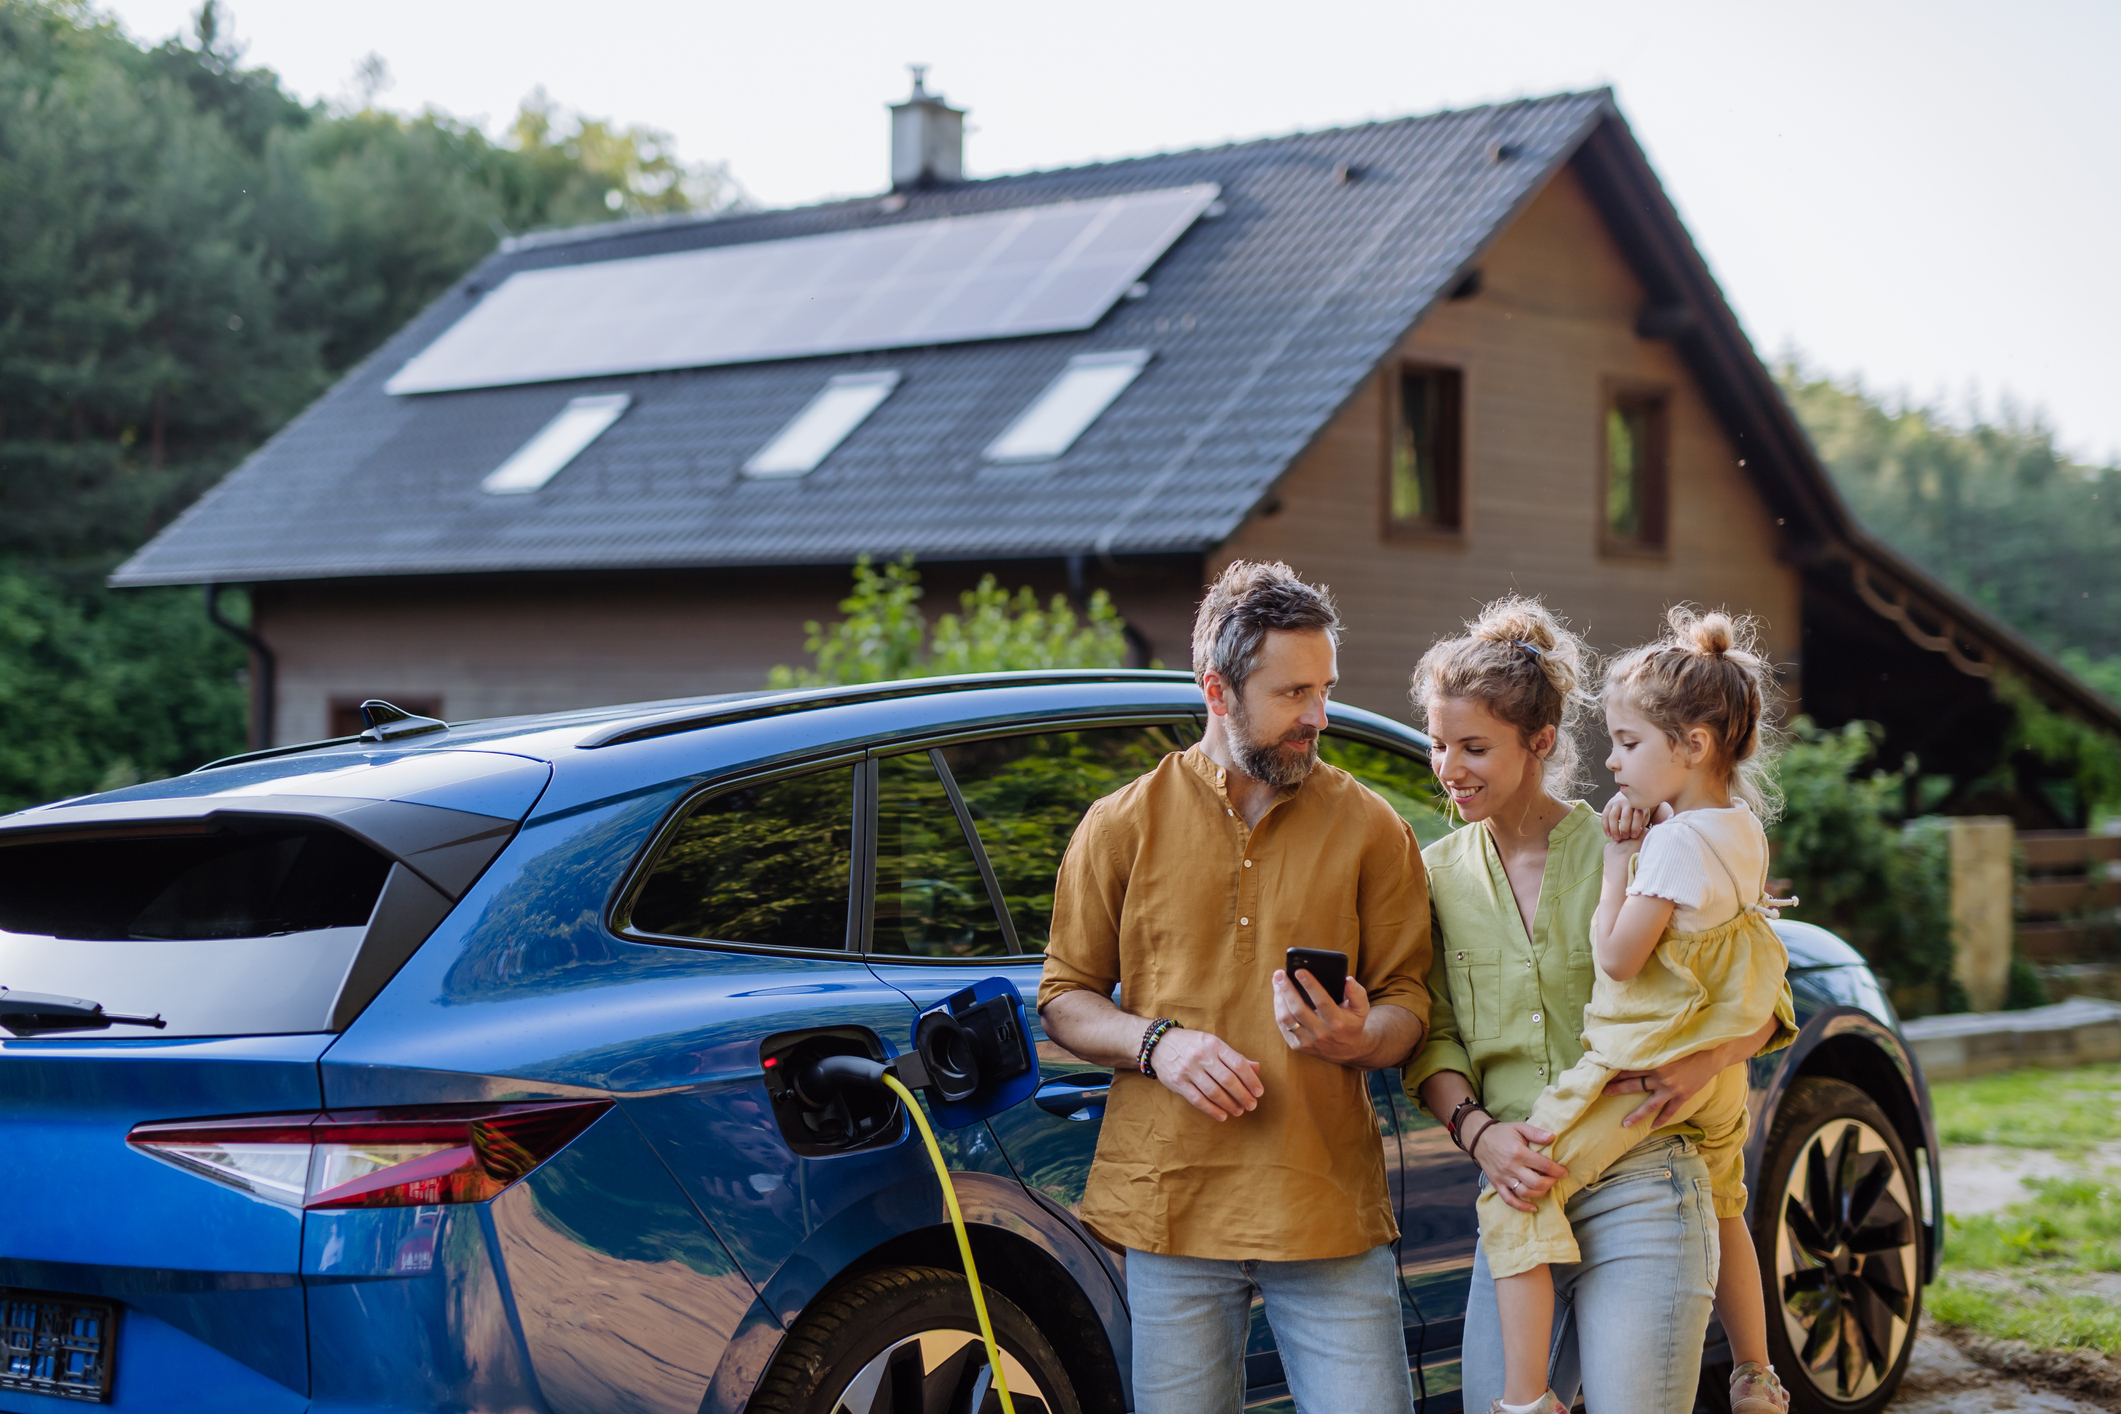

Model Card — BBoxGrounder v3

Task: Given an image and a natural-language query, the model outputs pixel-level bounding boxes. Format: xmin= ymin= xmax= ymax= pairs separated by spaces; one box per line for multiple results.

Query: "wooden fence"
xmin=2017 ymin=830 xmax=2121 ymax=983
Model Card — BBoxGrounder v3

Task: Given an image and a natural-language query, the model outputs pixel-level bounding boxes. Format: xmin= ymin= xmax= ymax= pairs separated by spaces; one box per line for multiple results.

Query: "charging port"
xmin=760 ymin=1028 xmax=902 ymax=1157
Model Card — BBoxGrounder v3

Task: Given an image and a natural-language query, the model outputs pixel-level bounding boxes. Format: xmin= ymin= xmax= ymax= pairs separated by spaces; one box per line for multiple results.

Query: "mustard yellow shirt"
xmin=1040 ymin=747 xmax=1432 ymax=1260
xmin=1404 ymin=802 xmax=1793 ymax=1127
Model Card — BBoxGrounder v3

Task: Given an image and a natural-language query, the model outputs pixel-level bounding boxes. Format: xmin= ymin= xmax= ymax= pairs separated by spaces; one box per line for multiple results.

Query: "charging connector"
xmin=794 ymin=1053 xmax=1018 ymax=1414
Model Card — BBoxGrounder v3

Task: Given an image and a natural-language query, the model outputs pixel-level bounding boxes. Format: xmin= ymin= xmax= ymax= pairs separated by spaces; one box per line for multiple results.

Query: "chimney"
xmin=889 ymin=65 xmax=964 ymax=189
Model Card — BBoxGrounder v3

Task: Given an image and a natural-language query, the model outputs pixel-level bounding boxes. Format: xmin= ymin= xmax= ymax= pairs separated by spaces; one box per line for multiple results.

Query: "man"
xmin=1039 ymin=560 xmax=1432 ymax=1414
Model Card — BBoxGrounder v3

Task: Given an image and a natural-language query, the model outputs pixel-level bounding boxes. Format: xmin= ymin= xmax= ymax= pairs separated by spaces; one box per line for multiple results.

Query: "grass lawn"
xmin=1930 ymin=1061 xmax=2121 ymax=1153
xmin=1927 ymin=1062 xmax=2121 ymax=1354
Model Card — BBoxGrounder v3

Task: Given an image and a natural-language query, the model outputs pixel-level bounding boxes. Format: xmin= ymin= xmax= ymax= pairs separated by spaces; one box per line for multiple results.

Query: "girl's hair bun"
xmin=1604 ymin=604 xmax=1782 ymax=819
xmin=1683 ymin=609 xmax=1738 ymax=658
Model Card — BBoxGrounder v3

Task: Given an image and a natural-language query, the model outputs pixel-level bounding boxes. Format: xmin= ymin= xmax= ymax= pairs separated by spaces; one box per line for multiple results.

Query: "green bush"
xmin=0 ymin=566 xmax=246 ymax=810
xmin=1769 ymin=719 xmax=1960 ymax=1015
xmin=769 ymin=555 xmax=1134 ymax=688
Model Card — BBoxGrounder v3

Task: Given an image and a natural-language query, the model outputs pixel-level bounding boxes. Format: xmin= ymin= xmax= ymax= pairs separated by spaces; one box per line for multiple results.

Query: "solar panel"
xmin=385 ymin=184 xmax=1219 ymax=395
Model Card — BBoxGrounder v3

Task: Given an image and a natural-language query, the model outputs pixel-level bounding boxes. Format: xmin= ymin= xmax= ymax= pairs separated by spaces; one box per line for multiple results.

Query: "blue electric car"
xmin=0 ymin=672 xmax=1938 ymax=1414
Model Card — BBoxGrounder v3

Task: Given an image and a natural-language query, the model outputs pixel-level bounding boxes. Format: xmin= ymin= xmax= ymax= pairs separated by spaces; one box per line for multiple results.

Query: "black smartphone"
xmin=1283 ymin=948 xmax=1349 ymax=1011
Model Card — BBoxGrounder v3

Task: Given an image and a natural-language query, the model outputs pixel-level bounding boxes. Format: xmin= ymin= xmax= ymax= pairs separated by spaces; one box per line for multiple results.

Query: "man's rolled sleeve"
xmin=1402 ymin=911 xmax=1472 ymax=1108
xmin=1352 ymin=816 xmax=1432 ymax=1029
xmin=1037 ymin=799 xmax=1127 ymax=1015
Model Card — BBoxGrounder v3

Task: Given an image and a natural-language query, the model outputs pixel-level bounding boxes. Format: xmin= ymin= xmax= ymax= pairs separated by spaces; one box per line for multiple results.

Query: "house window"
xmin=744 ymin=371 xmax=900 ymax=478
xmin=984 ymin=350 xmax=1150 ymax=464
xmin=330 ymin=697 xmax=443 ymax=738
xmin=1602 ymin=389 xmax=1669 ymax=553
xmin=480 ymin=394 xmax=630 ymax=495
xmin=1385 ymin=366 xmax=1463 ymax=536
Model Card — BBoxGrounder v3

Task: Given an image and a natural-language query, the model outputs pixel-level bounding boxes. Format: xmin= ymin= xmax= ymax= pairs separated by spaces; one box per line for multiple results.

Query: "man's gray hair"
xmin=1190 ymin=561 xmax=1341 ymax=699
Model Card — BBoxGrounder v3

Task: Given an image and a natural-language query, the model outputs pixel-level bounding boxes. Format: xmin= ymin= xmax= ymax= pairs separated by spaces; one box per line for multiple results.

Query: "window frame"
xmin=1381 ymin=362 xmax=1466 ymax=542
xmin=1598 ymin=379 xmax=1672 ymax=559
xmin=863 ymin=714 xmax=1201 ymax=965
xmin=608 ymin=714 xmax=1201 ymax=963
xmin=610 ymin=750 xmax=870 ymax=960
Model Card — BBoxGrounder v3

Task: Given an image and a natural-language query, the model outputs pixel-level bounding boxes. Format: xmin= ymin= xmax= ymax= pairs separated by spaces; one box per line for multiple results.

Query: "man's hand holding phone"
xmin=1273 ymin=950 xmax=1373 ymax=1065
xmin=1152 ymin=1029 xmax=1264 ymax=1121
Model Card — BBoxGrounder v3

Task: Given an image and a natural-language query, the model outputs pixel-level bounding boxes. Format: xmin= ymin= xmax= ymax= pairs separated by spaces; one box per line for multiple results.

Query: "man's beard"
xmin=1229 ymin=703 xmax=1320 ymax=787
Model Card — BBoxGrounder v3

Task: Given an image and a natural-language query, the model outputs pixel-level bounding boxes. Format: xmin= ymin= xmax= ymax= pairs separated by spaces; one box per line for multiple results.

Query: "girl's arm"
xmin=1591 ymin=838 xmax=1675 ymax=980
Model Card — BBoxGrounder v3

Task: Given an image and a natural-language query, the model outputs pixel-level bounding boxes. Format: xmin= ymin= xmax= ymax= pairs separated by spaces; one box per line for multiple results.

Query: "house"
xmin=115 ymin=80 xmax=2121 ymax=813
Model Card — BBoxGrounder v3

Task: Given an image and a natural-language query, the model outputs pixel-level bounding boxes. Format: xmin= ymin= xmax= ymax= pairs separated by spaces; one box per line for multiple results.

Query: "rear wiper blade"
xmin=0 ymin=987 xmax=166 ymax=1031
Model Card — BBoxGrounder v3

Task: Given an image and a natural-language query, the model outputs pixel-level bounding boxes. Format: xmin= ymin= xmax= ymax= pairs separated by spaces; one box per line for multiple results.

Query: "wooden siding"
xmin=1218 ymin=162 xmax=1803 ymax=724
xmin=255 ymin=560 xmax=1204 ymax=745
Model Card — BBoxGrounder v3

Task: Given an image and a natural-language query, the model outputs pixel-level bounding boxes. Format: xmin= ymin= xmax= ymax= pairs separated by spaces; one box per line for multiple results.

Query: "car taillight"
xmin=128 ymin=1101 xmax=610 ymax=1209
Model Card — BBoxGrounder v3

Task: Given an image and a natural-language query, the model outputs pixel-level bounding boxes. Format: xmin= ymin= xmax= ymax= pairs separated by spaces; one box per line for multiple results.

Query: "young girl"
xmin=1480 ymin=607 xmax=1794 ymax=1414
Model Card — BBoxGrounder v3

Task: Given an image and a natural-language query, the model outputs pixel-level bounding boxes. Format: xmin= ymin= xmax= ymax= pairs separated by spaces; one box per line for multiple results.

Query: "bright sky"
xmin=103 ymin=0 xmax=2121 ymax=465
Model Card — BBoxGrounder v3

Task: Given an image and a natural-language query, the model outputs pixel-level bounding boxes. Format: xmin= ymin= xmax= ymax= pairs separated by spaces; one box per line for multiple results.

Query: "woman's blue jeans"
xmin=1462 ymin=1134 xmax=1720 ymax=1414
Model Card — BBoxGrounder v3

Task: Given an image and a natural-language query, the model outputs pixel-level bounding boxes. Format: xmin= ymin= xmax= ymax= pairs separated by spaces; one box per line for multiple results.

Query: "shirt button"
xmin=1243 ymin=859 xmax=1253 ymax=868
xmin=1532 ymin=1012 xmax=1542 ymax=1023
xmin=1227 ymin=809 xmax=1235 ymax=817
xmin=1240 ymin=917 xmax=1250 ymax=927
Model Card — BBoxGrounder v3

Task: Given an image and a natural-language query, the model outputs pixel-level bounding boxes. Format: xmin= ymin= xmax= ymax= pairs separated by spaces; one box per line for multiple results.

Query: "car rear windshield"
xmin=0 ymin=823 xmax=391 ymax=941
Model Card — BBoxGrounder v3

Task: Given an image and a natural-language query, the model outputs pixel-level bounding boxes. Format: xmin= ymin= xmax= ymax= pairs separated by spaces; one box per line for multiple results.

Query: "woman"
xmin=1403 ymin=596 xmax=1790 ymax=1414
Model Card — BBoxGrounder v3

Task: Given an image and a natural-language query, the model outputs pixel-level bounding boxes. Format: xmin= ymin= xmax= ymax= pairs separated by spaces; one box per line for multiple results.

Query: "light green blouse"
xmin=1403 ymin=801 xmax=1793 ymax=1128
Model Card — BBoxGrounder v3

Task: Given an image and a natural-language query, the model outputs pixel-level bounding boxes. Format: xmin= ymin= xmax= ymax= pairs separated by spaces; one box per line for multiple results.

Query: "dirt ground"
xmin=1880 ymin=1140 xmax=2121 ymax=1412
xmin=1890 ymin=1330 xmax=2114 ymax=1412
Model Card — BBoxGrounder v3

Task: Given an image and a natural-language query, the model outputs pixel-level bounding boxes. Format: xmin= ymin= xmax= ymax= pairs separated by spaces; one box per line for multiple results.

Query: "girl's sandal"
xmin=1729 ymin=1360 xmax=1790 ymax=1414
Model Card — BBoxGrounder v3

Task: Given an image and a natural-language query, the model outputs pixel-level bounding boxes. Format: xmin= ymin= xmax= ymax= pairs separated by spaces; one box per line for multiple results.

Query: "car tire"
xmin=749 ymin=1263 xmax=1083 ymax=1414
xmin=1751 ymin=1077 xmax=1923 ymax=1414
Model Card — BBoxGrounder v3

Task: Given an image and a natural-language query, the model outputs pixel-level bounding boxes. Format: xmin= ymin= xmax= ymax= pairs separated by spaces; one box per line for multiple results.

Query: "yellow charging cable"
xmin=881 ymin=1073 xmax=1017 ymax=1414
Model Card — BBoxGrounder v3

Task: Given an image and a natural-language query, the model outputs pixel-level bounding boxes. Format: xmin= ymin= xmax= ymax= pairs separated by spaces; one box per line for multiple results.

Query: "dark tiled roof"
xmin=112 ymin=91 xmax=1612 ymax=585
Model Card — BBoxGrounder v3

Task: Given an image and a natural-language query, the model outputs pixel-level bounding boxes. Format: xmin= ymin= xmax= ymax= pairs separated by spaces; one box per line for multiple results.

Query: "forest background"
xmin=3 ymin=0 xmax=2118 ymax=829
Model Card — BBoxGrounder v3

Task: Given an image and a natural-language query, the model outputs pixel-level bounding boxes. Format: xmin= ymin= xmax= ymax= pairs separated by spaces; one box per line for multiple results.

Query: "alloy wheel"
xmin=1773 ymin=1115 xmax=1918 ymax=1403
xmin=833 ymin=1330 xmax=1049 ymax=1414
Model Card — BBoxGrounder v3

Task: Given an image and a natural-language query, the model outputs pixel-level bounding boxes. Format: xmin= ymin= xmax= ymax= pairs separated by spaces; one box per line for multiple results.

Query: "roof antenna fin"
xmin=358 ymin=700 xmax=449 ymax=742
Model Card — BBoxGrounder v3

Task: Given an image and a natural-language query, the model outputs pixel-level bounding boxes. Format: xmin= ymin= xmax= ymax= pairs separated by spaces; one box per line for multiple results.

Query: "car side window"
xmin=1317 ymin=733 xmax=1455 ymax=845
xmin=627 ymin=764 xmax=855 ymax=950
xmin=872 ymin=752 xmax=1010 ymax=959
xmin=935 ymin=723 xmax=1194 ymax=953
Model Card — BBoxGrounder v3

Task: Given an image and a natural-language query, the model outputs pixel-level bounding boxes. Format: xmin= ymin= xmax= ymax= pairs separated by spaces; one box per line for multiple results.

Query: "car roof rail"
xmin=575 ymin=669 xmax=1198 ymax=750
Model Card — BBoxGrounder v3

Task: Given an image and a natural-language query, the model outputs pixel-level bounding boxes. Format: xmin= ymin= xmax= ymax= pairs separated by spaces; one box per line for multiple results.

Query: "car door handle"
xmin=1034 ymin=1074 xmax=1111 ymax=1119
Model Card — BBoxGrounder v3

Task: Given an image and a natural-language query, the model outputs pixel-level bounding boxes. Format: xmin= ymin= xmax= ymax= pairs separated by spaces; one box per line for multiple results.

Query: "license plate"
xmin=0 ymin=1289 xmax=116 ymax=1403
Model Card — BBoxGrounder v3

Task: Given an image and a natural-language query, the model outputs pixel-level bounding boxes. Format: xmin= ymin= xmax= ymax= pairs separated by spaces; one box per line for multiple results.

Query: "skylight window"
xmin=479 ymin=394 xmax=630 ymax=495
xmin=984 ymin=350 xmax=1151 ymax=464
xmin=744 ymin=371 xmax=901 ymax=478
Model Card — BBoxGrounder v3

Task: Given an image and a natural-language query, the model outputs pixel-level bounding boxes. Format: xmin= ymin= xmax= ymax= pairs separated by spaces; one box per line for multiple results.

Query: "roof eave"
xmin=1566 ymin=112 xmax=2121 ymax=739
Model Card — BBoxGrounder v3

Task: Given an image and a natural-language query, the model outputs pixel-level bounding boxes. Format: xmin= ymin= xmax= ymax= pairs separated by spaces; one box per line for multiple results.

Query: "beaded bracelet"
xmin=1445 ymin=1096 xmax=1488 ymax=1150
xmin=1137 ymin=1018 xmax=1182 ymax=1077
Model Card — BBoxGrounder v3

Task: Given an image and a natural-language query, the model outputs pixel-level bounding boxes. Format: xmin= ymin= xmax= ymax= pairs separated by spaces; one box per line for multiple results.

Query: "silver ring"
xmin=1510 ymin=1178 xmax=1521 ymax=1193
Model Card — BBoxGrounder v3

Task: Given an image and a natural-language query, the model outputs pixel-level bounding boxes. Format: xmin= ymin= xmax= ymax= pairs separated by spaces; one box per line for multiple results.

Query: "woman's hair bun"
xmin=1467 ymin=595 xmax=1586 ymax=701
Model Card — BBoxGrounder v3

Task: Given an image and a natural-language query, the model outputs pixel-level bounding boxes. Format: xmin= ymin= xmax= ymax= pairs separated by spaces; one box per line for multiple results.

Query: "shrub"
xmin=768 ymin=555 xmax=1133 ymax=688
xmin=1770 ymin=719 xmax=1960 ymax=1015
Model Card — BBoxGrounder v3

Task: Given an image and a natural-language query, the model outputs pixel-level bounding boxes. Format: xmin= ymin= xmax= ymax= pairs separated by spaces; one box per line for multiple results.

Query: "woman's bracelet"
xmin=1445 ymin=1097 xmax=1487 ymax=1150
xmin=1137 ymin=1018 xmax=1182 ymax=1077
xmin=1466 ymin=1113 xmax=1505 ymax=1163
